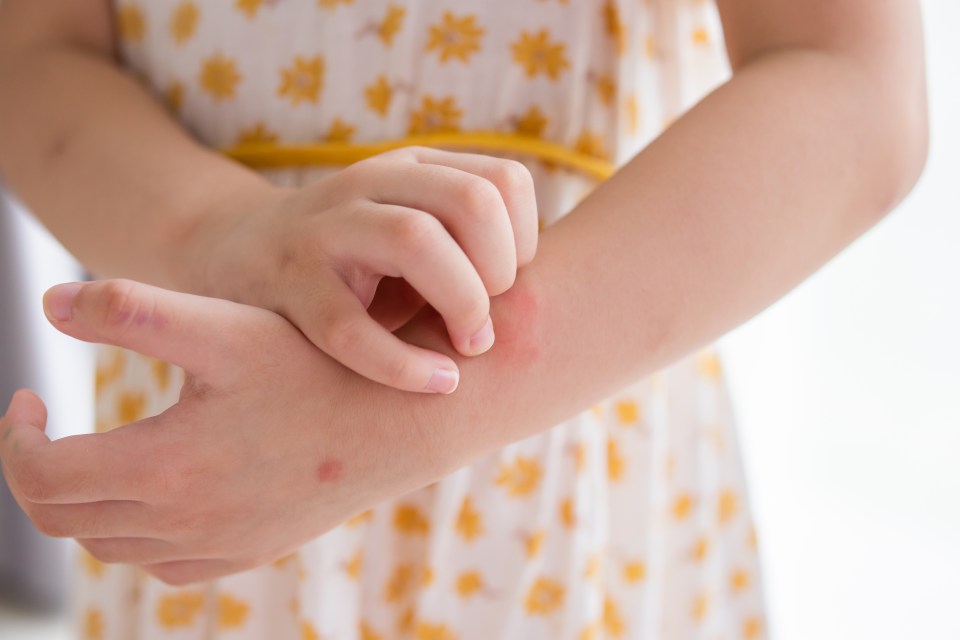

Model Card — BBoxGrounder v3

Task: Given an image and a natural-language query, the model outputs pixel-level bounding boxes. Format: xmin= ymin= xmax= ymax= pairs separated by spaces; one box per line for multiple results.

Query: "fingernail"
xmin=425 ymin=368 xmax=459 ymax=394
xmin=468 ymin=316 xmax=495 ymax=354
xmin=45 ymin=282 xmax=84 ymax=322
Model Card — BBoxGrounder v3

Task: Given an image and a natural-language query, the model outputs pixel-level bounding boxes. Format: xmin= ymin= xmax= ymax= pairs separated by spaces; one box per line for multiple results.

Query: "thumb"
xmin=0 ymin=389 xmax=50 ymax=469
xmin=43 ymin=279 xmax=274 ymax=384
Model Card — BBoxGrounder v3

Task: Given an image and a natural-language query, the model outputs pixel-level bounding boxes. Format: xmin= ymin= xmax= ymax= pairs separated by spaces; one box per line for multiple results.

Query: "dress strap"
xmin=221 ymin=131 xmax=616 ymax=182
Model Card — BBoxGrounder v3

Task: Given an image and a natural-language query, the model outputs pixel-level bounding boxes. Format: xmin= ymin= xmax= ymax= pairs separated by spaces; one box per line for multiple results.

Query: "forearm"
xmin=0 ymin=41 xmax=274 ymax=290
xmin=408 ymin=47 xmax=927 ymax=470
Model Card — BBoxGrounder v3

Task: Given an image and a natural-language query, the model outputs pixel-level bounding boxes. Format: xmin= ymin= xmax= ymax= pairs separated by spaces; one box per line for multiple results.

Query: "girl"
xmin=0 ymin=0 xmax=927 ymax=638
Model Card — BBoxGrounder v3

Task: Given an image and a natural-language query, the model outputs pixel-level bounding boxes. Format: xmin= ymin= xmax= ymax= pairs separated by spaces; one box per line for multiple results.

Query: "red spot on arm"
xmin=490 ymin=279 xmax=542 ymax=366
xmin=315 ymin=459 xmax=344 ymax=484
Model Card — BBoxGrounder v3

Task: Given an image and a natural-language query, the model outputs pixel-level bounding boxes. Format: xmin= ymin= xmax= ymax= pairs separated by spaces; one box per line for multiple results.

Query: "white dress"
xmin=77 ymin=1 xmax=767 ymax=638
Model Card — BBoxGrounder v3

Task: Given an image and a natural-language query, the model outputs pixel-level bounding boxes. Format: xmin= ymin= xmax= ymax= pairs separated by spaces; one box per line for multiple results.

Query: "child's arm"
xmin=403 ymin=0 xmax=928 ymax=462
xmin=0 ymin=1 xmax=540 ymax=394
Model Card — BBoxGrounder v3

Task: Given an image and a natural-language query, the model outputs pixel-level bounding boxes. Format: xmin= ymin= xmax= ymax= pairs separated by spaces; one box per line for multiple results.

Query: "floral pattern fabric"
xmin=76 ymin=1 xmax=767 ymax=638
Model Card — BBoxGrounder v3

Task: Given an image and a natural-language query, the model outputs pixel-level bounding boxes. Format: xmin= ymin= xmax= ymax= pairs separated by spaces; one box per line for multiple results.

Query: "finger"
xmin=25 ymin=500 xmax=155 ymax=539
xmin=1 ymin=389 xmax=52 ymax=499
xmin=363 ymin=159 xmax=519 ymax=295
xmin=287 ymin=274 xmax=461 ymax=394
xmin=2 ymin=413 xmax=170 ymax=505
xmin=383 ymin=145 xmax=539 ymax=266
xmin=366 ymin=278 xmax=426 ymax=332
xmin=43 ymin=279 xmax=283 ymax=384
xmin=79 ymin=537 xmax=184 ymax=565
xmin=335 ymin=203 xmax=495 ymax=357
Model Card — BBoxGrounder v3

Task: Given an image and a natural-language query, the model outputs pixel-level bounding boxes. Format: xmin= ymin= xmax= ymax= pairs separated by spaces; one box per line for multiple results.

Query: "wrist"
xmin=169 ymin=177 xmax=294 ymax=304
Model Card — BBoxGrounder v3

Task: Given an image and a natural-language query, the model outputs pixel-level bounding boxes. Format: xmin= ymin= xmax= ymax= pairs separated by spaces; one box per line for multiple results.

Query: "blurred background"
xmin=1 ymin=1 xmax=958 ymax=638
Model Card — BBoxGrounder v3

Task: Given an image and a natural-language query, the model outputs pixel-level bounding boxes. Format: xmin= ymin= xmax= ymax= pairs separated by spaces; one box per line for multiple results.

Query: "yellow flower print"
xmin=325 ymin=117 xmax=356 ymax=143
xmin=514 ymin=105 xmax=548 ymax=138
xmin=80 ymin=549 xmax=105 ymax=578
xmin=749 ymin=524 xmax=759 ymax=549
xmin=560 ymin=497 xmax=576 ymax=528
xmin=578 ymin=623 xmax=600 ymax=640
xmin=692 ymin=592 xmax=710 ymax=623
xmin=692 ymin=26 xmax=710 ymax=46
xmin=408 ymin=95 xmax=463 ymax=135
xmin=731 ymin=568 xmax=750 ymax=592
xmin=416 ymin=622 xmax=457 ymax=640
xmin=318 ymin=0 xmax=354 ymax=8
xmin=164 ymin=81 xmax=184 ymax=114
xmin=615 ymin=400 xmax=640 ymax=425
xmin=156 ymin=592 xmax=205 ymax=629
xmin=346 ymin=509 xmax=373 ymax=526
xmin=571 ymin=442 xmax=586 ymax=473
xmin=672 ymin=493 xmax=695 ymax=520
xmin=344 ymin=549 xmax=362 ymax=579
xmin=237 ymin=122 xmax=278 ymax=146
xmin=235 ymin=0 xmax=262 ymax=19
xmin=272 ymin=552 xmax=295 ymax=568
xmin=697 ymin=351 xmax=723 ymax=380
xmin=199 ymin=53 xmax=242 ymax=101
xmin=217 ymin=594 xmax=250 ymax=629
xmin=625 ymin=94 xmax=640 ymax=135
xmin=743 ymin=617 xmax=764 ymax=639
xmin=455 ymin=570 xmax=484 ymax=598
xmin=117 ymin=391 xmax=146 ymax=424
xmin=524 ymin=530 xmax=546 ymax=558
xmin=365 ymin=75 xmax=394 ymax=117
xmin=83 ymin=607 xmax=104 ymax=640
xmin=426 ymin=12 xmax=485 ymax=64
xmin=718 ymin=489 xmax=739 ymax=525
xmin=574 ymin=130 xmax=609 ymax=161
xmin=455 ymin=496 xmax=485 ymax=541
xmin=422 ymin=565 xmax=435 ymax=587
xmin=397 ymin=607 xmax=416 ymax=635
xmin=378 ymin=5 xmax=406 ymax=46
xmin=511 ymin=29 xmax=571 ymax=80
xmin=602 ymin=1 xmax=626 ymax=55
xmin=604 ymin=596 xmax=626 ymax=637
xmin=693 ymin=536 xmax=710 ymax=562
xmin=623 ymin=559 xmax=645 ymax=583
xmin=608 ymin=437 xmax=625 ymax=481
xmin=278 ymin=55 xmax=324 ymax=105
xmin=360 ymin=621 xmax=383 ymax=640
xmin=169 ymin=1 xmax=199 ymax=45
xmin=393 ymin=503 xmax=430 ymax=534
xmin=95 ymin=350 xmax=125 ymax=395
xmin=495 ymin=455 xmax=542 ymax=496
xmin=151 ymin=359 xmax=171 ymax=390
xmin=583 ymin=553 xmax=602 ymax=582
xmin=301 ymin=620 xmax=320 ymax=640
xmin=645 ymin=34 xmax=657 ymax=59
xmin=384 ymin=564 xmax=415 ymax=602
xmin=524 ymin=577 xmax=565 ymax=615
xmin=117 ymin=3 xmax=146 ymax=43
xmin=595 ymin=74 xmax=616 ymax=106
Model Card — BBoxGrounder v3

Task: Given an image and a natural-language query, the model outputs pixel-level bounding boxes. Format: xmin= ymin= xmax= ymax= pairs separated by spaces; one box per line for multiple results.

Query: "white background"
xmin=717 ymin=2 xmax=960 ymax=637
xmin=2 ymin=1 xmax=958 ymax=638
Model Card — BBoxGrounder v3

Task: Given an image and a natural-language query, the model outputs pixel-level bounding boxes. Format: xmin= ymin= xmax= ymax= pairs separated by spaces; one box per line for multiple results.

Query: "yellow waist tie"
xmin=221 ymin=131 xmax=616 ymax=182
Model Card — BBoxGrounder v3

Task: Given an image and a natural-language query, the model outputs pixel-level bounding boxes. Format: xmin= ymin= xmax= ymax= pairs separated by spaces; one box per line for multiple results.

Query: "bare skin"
xmin=0 ymin=0 xmax=929 ymax=585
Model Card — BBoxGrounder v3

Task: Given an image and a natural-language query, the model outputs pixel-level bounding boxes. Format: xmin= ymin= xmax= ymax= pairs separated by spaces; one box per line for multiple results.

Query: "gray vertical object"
xmin=0 ymin=189 xmax=68 ymax=612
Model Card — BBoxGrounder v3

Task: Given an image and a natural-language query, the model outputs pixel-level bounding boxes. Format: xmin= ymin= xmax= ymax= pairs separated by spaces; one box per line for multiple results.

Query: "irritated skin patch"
xmin=316 ymin=459 xmax=344 ymax=484
xmin=492 ymin=284 xmax=541 ymax=366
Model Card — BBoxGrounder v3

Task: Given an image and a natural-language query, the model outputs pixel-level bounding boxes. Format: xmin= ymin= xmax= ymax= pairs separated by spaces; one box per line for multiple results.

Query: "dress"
xmin=77 ymin=1 xmax=767 ymax=638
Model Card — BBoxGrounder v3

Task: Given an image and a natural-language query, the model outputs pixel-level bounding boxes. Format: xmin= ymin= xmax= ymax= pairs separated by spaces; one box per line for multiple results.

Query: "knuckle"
xmin=391 ymin=213 xmax=443 ymax=255
xmin=96 ymin=279 xmax=153 ymax=337
xmin=492 ymin=159 xmax=534 ymax=194
xmin=17 ymin=457 xmax=51 ymax=503
xmin=457 ymin=178 xmax=502 ymax=219
xmin=322 ymin=312 xmax=365 ymax=355
xmin=382 ymin=354 xmax=415 ymax=389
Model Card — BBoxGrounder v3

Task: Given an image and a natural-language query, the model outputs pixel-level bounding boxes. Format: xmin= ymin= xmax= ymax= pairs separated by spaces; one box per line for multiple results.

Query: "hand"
xmin=0 ymin=279 xmax=456 ymax=585
xmin=188 ymin=146 xmax=539 ymax=394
